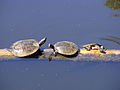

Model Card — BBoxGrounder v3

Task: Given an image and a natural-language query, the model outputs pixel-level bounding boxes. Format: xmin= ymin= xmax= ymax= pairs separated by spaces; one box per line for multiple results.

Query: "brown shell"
xmin=83 ymin=43 xmax=104 ymax=50
xmin=11 ymin=39 xmax=39 ymax=57
xmin=54 ymin=41 xmax=78 ymax=55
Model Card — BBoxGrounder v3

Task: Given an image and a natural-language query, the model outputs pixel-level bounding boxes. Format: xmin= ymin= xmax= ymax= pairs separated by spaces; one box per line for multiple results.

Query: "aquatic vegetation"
xmin=104 ymin=0 xmax=120 ymax=10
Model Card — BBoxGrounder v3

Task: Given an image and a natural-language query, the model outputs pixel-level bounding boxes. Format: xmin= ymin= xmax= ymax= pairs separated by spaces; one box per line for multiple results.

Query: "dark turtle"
xmin=10 ymin=37 xmax=47 ymax=57
xmin=48 ymin=41 xmax=78 ymax=56
xmin=83 ymin=43 xmax=106 ymax=53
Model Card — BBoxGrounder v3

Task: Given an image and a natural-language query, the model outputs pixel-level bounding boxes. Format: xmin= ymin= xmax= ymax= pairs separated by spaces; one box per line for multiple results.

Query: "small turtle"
xmin=48 ymin=41 xmax=79 ymax=56
xmin=10 ymin=37 xmax=47 ymax=57
xmin=83 ymin=43 xmax=106 ymax=53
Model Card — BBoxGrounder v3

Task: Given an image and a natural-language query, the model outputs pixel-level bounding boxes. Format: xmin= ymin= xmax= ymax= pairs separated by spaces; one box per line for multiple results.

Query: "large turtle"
xmin=48 ymin=41 xmax=79 ymax=56
xmin=82 ymin=43 xmax=106 ymax=53
xmin=10 ymin=37 xmax=47 ymax=57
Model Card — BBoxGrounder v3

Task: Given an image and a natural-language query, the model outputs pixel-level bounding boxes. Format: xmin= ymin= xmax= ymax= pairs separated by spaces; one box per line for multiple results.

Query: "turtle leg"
xmin=48 ymin=51 xmax=58 ymax=61
xmin=54 ymin=51 xmax=58 ymax=57
xmin=48 ymin=54 xmax=53 ymax=61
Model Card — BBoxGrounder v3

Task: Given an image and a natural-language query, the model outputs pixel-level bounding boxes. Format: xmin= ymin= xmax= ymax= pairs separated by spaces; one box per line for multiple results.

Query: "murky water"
xmin=0 ymin=0 xmax=120 ymax=90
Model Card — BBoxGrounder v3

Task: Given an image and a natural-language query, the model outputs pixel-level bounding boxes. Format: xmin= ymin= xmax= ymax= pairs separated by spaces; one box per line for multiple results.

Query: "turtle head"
xmin=48 ymin=44 xmax=55 ymax=50
xmin=99 ymin=45 xmax=106 ymax=52
xmin=39 ymin=37 xmax=47 ymax=46
xmin=48 ymin=44 xmax=57 ymax=56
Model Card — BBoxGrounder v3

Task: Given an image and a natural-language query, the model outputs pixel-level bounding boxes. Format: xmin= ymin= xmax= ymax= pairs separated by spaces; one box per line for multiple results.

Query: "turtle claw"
xmin=53 ymin=51 xmax=57 ymax=57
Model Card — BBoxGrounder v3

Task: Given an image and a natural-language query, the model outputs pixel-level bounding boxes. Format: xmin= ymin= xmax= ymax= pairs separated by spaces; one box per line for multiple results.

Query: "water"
xmin=0 ymin=0 xmax=120 ymax=90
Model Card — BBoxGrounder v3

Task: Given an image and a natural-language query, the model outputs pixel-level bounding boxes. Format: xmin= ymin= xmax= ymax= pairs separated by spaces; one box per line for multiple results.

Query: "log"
xmin=0 ymin=48 xmax=119 ymax=56
xmin=44 ymin=49 xmax=120 ymax=55
xmin=0 ymin=49 xmax=13 ymax=56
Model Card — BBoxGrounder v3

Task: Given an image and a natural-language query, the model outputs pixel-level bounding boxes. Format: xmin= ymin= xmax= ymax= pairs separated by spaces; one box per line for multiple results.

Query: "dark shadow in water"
xmin=47 ymin=49 xmax=80 ymax=61
xmin=100 ymin=36 xmax=120 ymax=45
xmin=20 ymin=49 xmax=43 ymax=59
xmin=100 ymin=50 xmax=106 ymax=54
xmin=19 ymin=49 xmax=80 ymax=61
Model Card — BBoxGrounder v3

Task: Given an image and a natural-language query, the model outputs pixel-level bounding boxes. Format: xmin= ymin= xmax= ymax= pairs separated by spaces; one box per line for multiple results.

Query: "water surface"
xmin=0 ymin=0 xmax=120 ymax=90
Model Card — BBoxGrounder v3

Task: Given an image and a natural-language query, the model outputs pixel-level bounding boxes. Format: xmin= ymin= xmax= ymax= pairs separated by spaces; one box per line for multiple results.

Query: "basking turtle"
xmin=10 ymin=37 xmax=47 ymax=57
xmin=48 ymin=41 xmax=79 ymax=56
xmin=83 ymin=43 xmax=106 ymax=53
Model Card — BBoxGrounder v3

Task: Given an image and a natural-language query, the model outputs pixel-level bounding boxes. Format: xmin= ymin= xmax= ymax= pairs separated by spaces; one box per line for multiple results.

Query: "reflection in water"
xmin=104 ymin=0 xmax=120 ymax=10
xmin=1 ymin=53 xmax=120 ymax=62
xmin=47 ymin=54 xmax=120 ymax=62
xmin=100 ymin=36 xmax=120 ymax=45
xmin=104 ymin=0 xmax=120 ymax=17
xmin=112 ymin=14 xmax=120 ymax=17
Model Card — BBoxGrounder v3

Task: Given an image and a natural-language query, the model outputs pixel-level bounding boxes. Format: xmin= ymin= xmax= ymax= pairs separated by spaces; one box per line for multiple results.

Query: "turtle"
xmin=10 ymin=37 xmax=47 ymax=57
xmin=82 ymin=43 xmax=106 ymax=53
xmin=48 ymin=41 xmax=79 ymax=56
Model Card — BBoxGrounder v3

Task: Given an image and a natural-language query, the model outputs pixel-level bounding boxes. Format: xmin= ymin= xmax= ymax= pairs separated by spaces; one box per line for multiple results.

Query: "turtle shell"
xmin=83 ymin=43 xmax=104 ymax=50
xmin=54 ymin=41 xmax=78 ymax=55
xmin=11 ymin=39 xmax=39 ymax=57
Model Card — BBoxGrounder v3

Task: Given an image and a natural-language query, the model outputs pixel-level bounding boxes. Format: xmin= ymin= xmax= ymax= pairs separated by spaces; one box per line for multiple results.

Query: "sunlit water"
xmin=0 ymin=0 xmax=120 ymax=90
